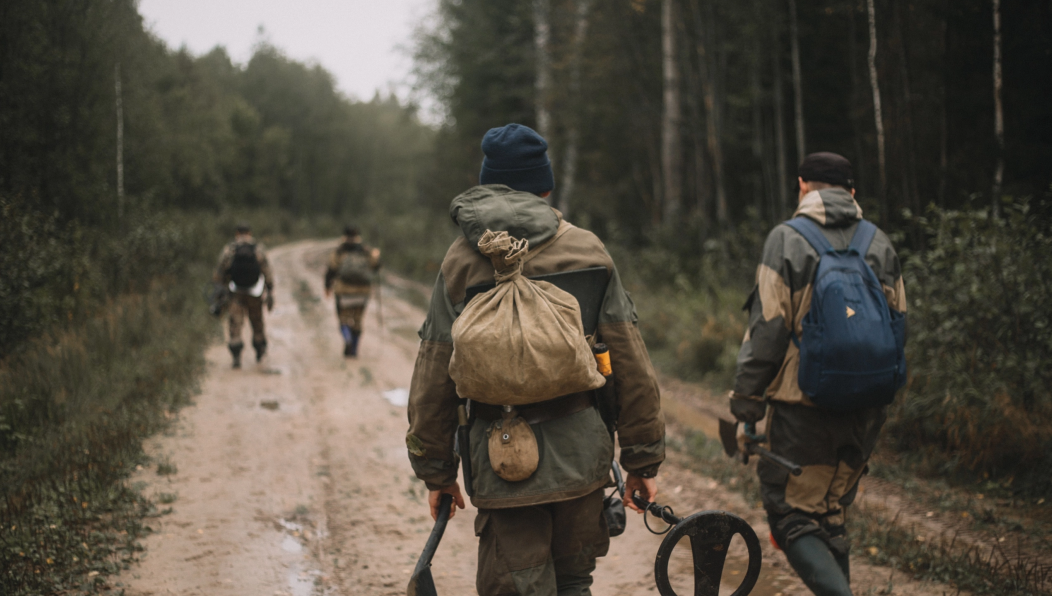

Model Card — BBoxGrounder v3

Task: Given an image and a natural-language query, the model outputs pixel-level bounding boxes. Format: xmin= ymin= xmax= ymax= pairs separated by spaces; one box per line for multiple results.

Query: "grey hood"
xmin=793 ymin=188 xmax=864 ymax=228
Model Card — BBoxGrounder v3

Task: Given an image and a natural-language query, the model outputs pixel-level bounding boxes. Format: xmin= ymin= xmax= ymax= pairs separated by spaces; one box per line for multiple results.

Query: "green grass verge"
xmin=0 ymin=264 xmax=216 ymax=594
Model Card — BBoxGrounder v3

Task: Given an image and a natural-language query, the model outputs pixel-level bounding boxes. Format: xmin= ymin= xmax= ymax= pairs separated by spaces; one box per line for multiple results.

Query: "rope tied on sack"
xmin=478 ymin=230 xmax=529 ymax=284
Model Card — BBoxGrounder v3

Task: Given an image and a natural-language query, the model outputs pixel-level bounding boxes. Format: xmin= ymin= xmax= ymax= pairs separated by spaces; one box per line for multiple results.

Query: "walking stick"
xmin=375 ymin=268 xmax=385 ymax=339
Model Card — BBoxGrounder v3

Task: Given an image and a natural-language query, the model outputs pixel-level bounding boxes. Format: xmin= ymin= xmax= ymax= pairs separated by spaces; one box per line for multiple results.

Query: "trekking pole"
xmin=376 ymin=268 xmax=385 ymax=340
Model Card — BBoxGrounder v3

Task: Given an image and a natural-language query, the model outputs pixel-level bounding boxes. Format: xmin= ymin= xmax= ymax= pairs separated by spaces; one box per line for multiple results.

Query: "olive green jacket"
xmin=212 ymin=238 xmax=274 ymax=290
xmin=733 ymin=188 xmax=907 ymax=407
xmin=406 ymin=185 xmax=665 ymax=509
xmin=324 ymin=240 xmax=381 ymax=295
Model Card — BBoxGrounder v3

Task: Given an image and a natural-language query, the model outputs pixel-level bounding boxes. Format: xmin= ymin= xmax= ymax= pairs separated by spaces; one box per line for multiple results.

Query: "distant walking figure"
xmin=213 ymin=222 xmax=274 ymax=368
xmin=324 ymin=226 xmax=381 ymax=357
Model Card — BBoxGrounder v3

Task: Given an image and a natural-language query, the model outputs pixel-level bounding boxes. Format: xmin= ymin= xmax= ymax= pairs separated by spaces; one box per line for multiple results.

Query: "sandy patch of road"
xmin=123 ymin=240 xmax=955 ymax=596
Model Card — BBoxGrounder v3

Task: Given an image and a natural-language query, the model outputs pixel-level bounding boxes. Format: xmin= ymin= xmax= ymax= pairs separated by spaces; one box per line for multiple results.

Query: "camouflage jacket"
xmin=324 ymin=241 xmax=381 ymax=295
xmin=733 ymin=188 xmax=907 ymax=406
xmin=212 ymin=238 xmax=274 ymax=290
xmin=407 ymin=185 xmax=665 ymax=508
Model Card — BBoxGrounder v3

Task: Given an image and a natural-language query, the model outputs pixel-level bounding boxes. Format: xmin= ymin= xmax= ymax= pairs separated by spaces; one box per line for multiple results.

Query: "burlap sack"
xmin=448 ymin=226 xmax=606 ymax=405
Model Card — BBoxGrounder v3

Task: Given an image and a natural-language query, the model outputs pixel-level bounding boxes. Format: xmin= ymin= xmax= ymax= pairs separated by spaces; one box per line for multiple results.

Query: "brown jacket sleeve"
xmin=213 ymin=243 xmax=233 ymax=284
xmin=406 ymin=272 xmax=461 ymax=489
xmin=597 ymin=266 xmax=665 ymax=476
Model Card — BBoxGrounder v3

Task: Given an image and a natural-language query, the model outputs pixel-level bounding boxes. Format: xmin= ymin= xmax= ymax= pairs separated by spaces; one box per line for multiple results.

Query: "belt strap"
xmin=473 ymin=392 xmax=595 ymax=425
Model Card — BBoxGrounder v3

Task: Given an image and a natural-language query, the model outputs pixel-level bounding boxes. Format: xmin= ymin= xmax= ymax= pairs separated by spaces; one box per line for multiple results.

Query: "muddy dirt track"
xmin=124 ymin=240 xmax=956 ymax=596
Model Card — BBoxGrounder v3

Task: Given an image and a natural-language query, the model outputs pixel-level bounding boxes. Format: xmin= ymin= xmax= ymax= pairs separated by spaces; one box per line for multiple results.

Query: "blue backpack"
xmin=784 ymin=217 xmax=906 ymax=411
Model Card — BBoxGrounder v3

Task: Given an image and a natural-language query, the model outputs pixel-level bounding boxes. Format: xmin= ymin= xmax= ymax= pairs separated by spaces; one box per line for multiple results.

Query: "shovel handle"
xmin=413 ymin=493 xmax=453 ymax=575
xmin=747 ymin=444 xmax=803 ymax=476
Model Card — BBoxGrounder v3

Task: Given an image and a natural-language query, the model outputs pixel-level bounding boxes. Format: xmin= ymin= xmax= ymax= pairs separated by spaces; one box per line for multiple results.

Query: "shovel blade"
xmin=407 ymin=565 xmax=438 ymax=596
xmin=718 ymin=418 xmax=739 ymax=457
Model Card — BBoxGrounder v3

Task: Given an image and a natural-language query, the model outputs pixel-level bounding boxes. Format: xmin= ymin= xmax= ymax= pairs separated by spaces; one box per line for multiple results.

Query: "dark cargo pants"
xmin=474 ymin=488 xmax=609 ymax=596
xmin=335 ymin=292 xmax=369 ymax=333
xmin=759 ymin=402 xmax=886 ymax=553
xmin=228 ymin=293 xmax=265 ymax=344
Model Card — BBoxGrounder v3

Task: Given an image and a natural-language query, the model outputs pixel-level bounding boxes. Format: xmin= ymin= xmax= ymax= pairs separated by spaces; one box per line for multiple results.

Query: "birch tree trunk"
xmin=939 ymin=0 xmax=950 ymax=206
xmin=662 ymin=0 xmax=683 ymax=222
xmin=558 ymin=0 xmax=593 ymax=217
xmin=866 ymin=0 xmax=888 ymax=212
xmin=115 ymin=62 xmax=125 ymax=220
xmin=992 ymin=0 xmax=1004 ymax=216
xmin=848 ymin=2 xmax=867 ymax=194
xmin=893 ymin=2 xmax=920 ymax=214
xmin=751 ymin=43 xmax=765 ymax=218
xmin=533 ymin=0 xmax=554 ymax=204
xmin=771 ymin=15 xmax=789 ymax=214
xmin=689 ymin=0 xmax=726 ymax=224
xmin=788 ymin=0 xmax=806 ymax=161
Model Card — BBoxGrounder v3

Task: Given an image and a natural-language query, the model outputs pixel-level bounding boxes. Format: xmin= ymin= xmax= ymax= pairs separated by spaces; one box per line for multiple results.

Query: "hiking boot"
xmin=229 ymin=342 xmax=244 ymax=369
xmin=253 ymin=339 xmax=267 ymax=362
xmin=343 ymin=342 xmax=354 ymax=357
xmin=783 ymin=534 xmax=854 ymax=596
xmin=348 ymin=330 xmax=360 ymax=357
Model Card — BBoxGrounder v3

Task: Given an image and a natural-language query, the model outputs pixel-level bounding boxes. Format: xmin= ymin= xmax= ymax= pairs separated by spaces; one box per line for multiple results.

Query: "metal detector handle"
xmin=746 ymin=444 xmax=803 ymax=476
xmin=631 ymin=495 xmax=682 ymax=526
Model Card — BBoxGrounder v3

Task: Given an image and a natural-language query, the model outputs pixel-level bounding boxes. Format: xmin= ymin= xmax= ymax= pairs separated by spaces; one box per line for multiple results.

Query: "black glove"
xmin=729 ymin=395 xmax=766 ymax=424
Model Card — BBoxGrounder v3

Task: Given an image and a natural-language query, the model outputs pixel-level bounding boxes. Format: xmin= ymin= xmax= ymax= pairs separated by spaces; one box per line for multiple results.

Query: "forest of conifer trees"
xmin=1 ymin=3 xmax=1051 ymax=592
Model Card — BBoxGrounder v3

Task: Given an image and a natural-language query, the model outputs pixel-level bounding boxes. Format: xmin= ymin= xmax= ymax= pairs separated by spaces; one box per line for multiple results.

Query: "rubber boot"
xmin=834 ymin=550 xmax=850 ymax=584
xmin=348 ymin=329 xmax=360 ymax=357
xmin=783 ymin=534 xmax=854 ymax=596
xmin=252 ymin=339 xmax=267 ymax=362
xmin=229 ymin=342 xmax=243 ymax=369
xmin=340 ymin=325 xmax=354 ymax=357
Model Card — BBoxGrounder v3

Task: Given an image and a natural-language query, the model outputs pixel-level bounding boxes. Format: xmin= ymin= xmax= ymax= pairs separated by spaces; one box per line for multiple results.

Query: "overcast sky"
xmin=139 ymin=0 xmax=435 ymax=104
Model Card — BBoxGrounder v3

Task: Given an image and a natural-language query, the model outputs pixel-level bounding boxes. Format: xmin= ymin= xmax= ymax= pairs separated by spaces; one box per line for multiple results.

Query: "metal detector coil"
xmin=633 ymin=496 xmax=762 ymax=596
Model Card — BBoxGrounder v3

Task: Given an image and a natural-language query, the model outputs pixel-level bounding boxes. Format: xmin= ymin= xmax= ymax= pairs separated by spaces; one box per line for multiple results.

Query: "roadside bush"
xmin=612 ymin=216 xmax=764 ymax=388
xmin=889 ymin=199 xmax=1052 ymax=494
xmin=0 ymin=271 xmax=214 ymax=594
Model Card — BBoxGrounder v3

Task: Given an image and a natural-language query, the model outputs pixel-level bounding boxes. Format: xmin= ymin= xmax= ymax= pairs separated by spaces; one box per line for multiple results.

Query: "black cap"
xmin=235 ymin=222 xmax=251 ymax=233
xmin=798 ymin=152 xmax=854 ymax=189
xmin=343 ymin=225 xmax=359 ymax=237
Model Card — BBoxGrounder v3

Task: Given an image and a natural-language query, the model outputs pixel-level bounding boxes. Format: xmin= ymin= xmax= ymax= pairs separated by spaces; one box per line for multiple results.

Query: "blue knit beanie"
xmin=479 ymin=124 xmax=555 ymax=195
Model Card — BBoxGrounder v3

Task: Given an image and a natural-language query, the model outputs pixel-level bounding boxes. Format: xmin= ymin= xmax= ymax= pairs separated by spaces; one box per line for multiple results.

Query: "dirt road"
xmin=124 ymin=240 xmax=955 ymax=596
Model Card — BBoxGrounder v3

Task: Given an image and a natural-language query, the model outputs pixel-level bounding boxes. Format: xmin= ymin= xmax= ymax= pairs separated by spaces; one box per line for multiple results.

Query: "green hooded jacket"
xmin=406 ymin=185 xmax=665 ymax=509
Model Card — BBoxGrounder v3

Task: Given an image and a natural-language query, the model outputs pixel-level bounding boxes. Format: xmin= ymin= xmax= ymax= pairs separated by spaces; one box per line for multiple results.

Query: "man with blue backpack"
xmin=730 ymin=153 xmax=907 ymax=596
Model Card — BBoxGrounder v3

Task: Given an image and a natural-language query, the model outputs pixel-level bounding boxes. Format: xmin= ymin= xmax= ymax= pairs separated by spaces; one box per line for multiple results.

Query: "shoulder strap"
xmin=848 ymin=219 xmax=878 ymax=255
xmin=784 ymin=217 xmax=834 ymax=254
xmin=521 ymin=220 xmax=574 ymax=265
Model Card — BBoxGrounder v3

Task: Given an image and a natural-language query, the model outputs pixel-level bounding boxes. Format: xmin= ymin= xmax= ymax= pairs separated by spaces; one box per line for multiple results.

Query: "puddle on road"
xmin=287 ymin=564 xmax=320 ymax=596
xmin=273 ymin=517 xmax=326 ymax=595
xmin=382 ymin=388 xmax=409 ymax=407
xmin=281 ymin=534 xmax=303 ymax=553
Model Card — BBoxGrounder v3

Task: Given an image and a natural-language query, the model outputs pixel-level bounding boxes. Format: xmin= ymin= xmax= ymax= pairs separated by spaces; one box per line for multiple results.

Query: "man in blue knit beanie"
xmin=407 ymin=123 xmax=665 ymax=595
xmin=479 ymin=123 xmax=556 ymax=196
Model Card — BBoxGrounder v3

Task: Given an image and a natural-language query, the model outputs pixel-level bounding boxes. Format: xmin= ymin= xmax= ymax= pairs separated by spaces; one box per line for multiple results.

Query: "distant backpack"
xmin=228 ymin=242 xmax=261 ymax=288
xmin=337 ymin=249 xmax=372 ymax=285
xmin=784 ymin=217 xmax=907 ymax=411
